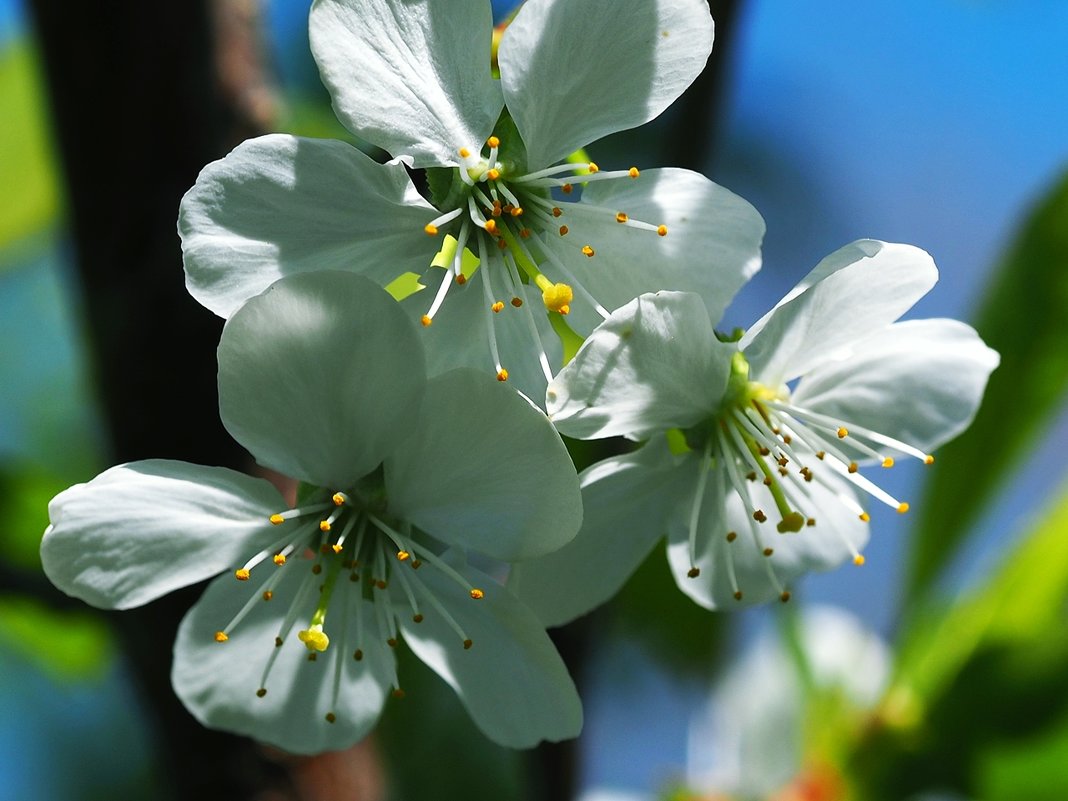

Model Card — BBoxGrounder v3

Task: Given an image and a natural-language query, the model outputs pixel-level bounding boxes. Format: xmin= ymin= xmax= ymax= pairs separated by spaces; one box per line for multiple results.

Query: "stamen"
xmin=475 ymin=236 xmax=508 ymax=380
xmin=421 ymin=267 xmax=456 ymax=325
xmin=257 ymin=564 xmax=319 ymax=693
xmin=686 ymin=440 xmax=714 ymax=576
xmin=534 ymin=235 xmax=612 ymax=319
xmin=424 ymin=207 xmax=462 ymax=236
xmin=268 ymin=501 xmax=332 ymax=525
xmin=501 ymin=252 xmax=553 ymax=383
xmin=767 ymin=401 xmax=933 ymax=463
xmin=407 ymin=568 xmax=474 ymax=649
xmin=368 ymin=515 xmax=483 ymax=599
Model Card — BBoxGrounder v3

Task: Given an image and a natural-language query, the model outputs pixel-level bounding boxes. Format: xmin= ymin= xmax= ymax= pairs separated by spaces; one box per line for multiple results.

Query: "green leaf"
xmin=980 ymin=712 xmax=1068 ymax=801
xmin=0 ymin=596 xmax=113 ymax=681
xmin=909 ymin=169 xmax=1068 ymax=597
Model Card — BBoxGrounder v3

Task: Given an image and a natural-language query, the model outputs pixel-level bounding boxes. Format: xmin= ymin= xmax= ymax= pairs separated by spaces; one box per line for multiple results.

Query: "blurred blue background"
xmin=1 ymin=0 xmax=1065 ymax=797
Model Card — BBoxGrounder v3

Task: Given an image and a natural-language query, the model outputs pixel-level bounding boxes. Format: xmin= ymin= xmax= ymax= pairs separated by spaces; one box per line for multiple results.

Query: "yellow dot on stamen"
xmin=486 ymin=168 xmax=500 ymax=181
xmin=588 ymin=161 xmax=599 ymax=173
xmin=816 ymin=451 xmax=826 ymax=460
xmin=561 ymin=183 xmax=573 ymax=194
xmin=657 ymin=224 xmax=668 ymax=237
xmin=424 ymin=224 xmax=438 ymax=236
xmin=924 ymin=454 xmax=935 ymax=465
xmin=882 ymin=457 xmax=895 ymax=468
xmin=319 ymin=520 xmax=331 ymax=532
xmin=275 ymin=636 xmax=283 ymax=647
xmin=510 ymin=206 xmax=523 ymax=217
xmin=413 ymin=614 xmax=424 ymax=623
xmin=511 ymin=297 xmax=523 ymax=307
xmin=854 ymin=554 xmax=866 ymax=566
xmin=487 ymin=135 xmax=500 ymax=148
xmin=837 ymin=427 xmax=848 ymax=438
xmin=726 ymin=531 xmax=737 ymax=542
xmin=762 ymin=477 xmax=773 ymax=487
xmin=859 ymin=512 xmax=871 ymax=522
xmin=807 ymin=518 xmax=816 ymax=527
xmin=542 ymin=282 xmax=574 ymax=314
xmin=848 ymin=462 xmax=859 ymax=474
xmin=332 ymin=493 xmax=346 ymax=506
xmin=298 ymin=626 xmax=330 ymax=652
xmin=780 ymin=591 xmax=792 ymax=603
xmin=458 ymin=147 xmax=471 ymax=158
xmin=411 ymin=559 xmax=422 ymax=569
xmin=353 ymin=649 xmax=363 ymax=661
xmin=463 ymin=639 xmax=473 ymax=650
xmin=331 ymin=543 xmax=343 ymax=554
xmin=484 ymin=219 xmax=498 ymax=235
xmin=687 ymin=567 xmax=700 ymax=578
xmin=470 ymin=588 xmax=485 ymax=600
xmin=263 ymin=590 xmax=273 ymax=601
xmin=753 ymin=510 xmax=767 ymax=523
xmin=733 ymin=590 xmax=743 ymax=601
xmin=269 ymin=513 xmax=285 ymax=525
xmin=214 ymin=631 xmax=228 ymax=643
xmin=615 ymin=212 xmax=629 ymax=223
xmin=552 ymin=207 xmax=563 ymax=218
xmin=273 ymin=553 xmax=286 ymax=566
xmin=397 ymin=550 xmax=410 ymax=561
xmin=256 ymin=688 xmax=267 ymax=698
xmin=763 ymin=547 xmax=774 ymax=557
xmin=392 ymin=688 xmax=406 ymax=699
xmin=559 ymin=225 xmax=569 ymax=236
xmin=491 ymin=301 xmax=504 ymax=313
xmin=496 ymin=369 xmax=509 ymax=382
xmin=234 ymin=568 xmax=251 ymax=581
xmin=491 ymin=202 xmax=502 ymax=217
xmin=581 ymin=244 xmax=595 ymax=257
xmin=455 ymin=273 xmax=467 ymax=285
xmin=897 ymin=502 xmax=910 ymax=514
xmin=421 ymin=315 xmax=432 ymax=327
xmin=325 ymin=712 xmax=336 ymax=723
xmin=628 ymin=167 xmax=640 ymax=178
xmin=387 ymin=637 xmax=397 ymax=647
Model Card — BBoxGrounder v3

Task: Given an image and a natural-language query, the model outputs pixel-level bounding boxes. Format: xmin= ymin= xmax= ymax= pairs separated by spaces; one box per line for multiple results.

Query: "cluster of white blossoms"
xmin=41 ymin=0 xmax=997 ymax=755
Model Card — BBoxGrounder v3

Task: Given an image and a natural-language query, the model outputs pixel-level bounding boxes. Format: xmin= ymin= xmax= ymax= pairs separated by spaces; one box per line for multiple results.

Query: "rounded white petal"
xmin=791 ymin=319 xmax=999 ymax=454
xmin=667 ymin=469 xmax=869 ymax=609
xmin=385 ymin=368 xmax=581 ymax=561
xmin=41 ymin=460 xmax=283 ymax=610
xmin=550 ymin=170 xmax=764 ymax=332
xmin=499 ymin=0 xmax=714 ymax=169
xmin=172 ymin=565 xmax=393 ymax=754
xmin=740 ymin=241 xmax=939 ymax=386
xmin=179 ymin=135 xmax=437 ymax=317
xmin=510 ymin=440 xmax=690 ymax=627
xmin=219 ymin=271 xmax=426 ymax=488
xmin=396 ymin=561 xmax=582 ymax=747
xmin=547 ymin=291 xmax=733 ymax=441
xmin=309 ymin=0 xmax=503 ymax=167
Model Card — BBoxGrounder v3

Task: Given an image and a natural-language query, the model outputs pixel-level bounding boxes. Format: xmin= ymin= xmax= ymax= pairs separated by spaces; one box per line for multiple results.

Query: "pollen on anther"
xmin=387 ymin=637 xmax=397 ymax=648
xmin=807 ymin=517 xmax=816 ymax=527
xmin=470 ymin=588 xmax=485 ymax=600
xmin=424 ymin=224 xmax=438 ymax=236
xmin=397 ymin=550 xmax=410 ymax=561
xmin=733 ymin=590 xmax=743 ymax=601
xmin=214 ymin=631 xmax=228 ymax=643
xmin=273 ymin=553 xmax=286 ymax=566
xmin=269 ymin=513 xmax=285 ymax=525
xmin=837 ymin=427 xmax=849 ymax=438
xmin=413 ymin=614 xmax=424 ymax=623
xmin=657 ymin=225 xmax=668 ymax=237
xmin=331 ymin=544 xmax=343 ymax=554
xmin=628 ymin=167 xmax=640 ymax=178
xmin=848 ymin=462 xmax=859 ymax=474
xmin=581 ymin=245 xmax=595 ymax=257
xmin=897 ymin=502 xmax=910 ymax=514
xmin=780 ymin=591 xmax=792 ymax=603
xmin=859 ymin=512 xmax=871 ymax=522
xmin=458 ymin=147 xmax=471 ymax=158
xmin=559 ymin=225 xmax=569 ymax=236
xmin=753 ymin=510 xmax=768 ymax=523
xmin=588 ymin=162 xmax=599 ymax=173
xmin=263 ymin=590 xmax=273 ymax=601
xmin=552 ymin=207 xmax=563 ymax=218
xmin=726 ymin=531 xmax=737 ymax=542
xmin=463 ymin=639 xmax=473 ymax=650
xmin=484 ymin=219 xmax=498 ymax=235
xmin=234 ymin=568 xmax=250 ymax=581
xmin=510 ymin=207 xmax=523 ymax=217
xmin=924 ymin=454 xmax=935 ymax=465
xmin=510 ymin=297 xmax=523 ymax=307
xmin=763 ymin=547 xmax=774 ymax=557
xmin=491 ymin=301 xmax=504 ymax=313
xmin=615 ymin=212 xmax=629 ymax=224
xmin=487 ymin=136 xmax=499 ymax=148
xmin=421 ymin=315 xmax=432 ymax=327
xmin=256 ymin=688 xmax=267 ymax=698
xmin=325 ymin=712 xmax=336 ymax=724
xmin=519 ymin=228 xmax=532 ymax=238
xmin=353 ymin=649 xmax=363 ymax=661
xmin=275 ymin=636 xmax=284 ymax=647
xmin=687 ymin=567 xmax=700 ymax=578
xmin=319 ymin=519 xmax=331 ymax=532
xmin=487 ymin=168 xmax=500 ymax=181
xmin=332 ymin=493 xmax=346 ymax=506
xmin=853 ymin=554 xmax=866 ymax=566
xmin=392 ymin=688 xmax=406 ymax=699
xmin=882 ymin=457 xmax=895 ymax=468
xmin=496 ymin=369 xmax=509 ymax=382
xmin=562 ymin=183 xmax=573 ymax=194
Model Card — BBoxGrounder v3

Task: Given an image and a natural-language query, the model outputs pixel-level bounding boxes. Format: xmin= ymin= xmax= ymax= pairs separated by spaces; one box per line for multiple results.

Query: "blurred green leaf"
xmin=0 ymin=463 xmax=70 ymax=571
xmin=0 ymin=596 xmax=113 ymax=681
xmin=980 ymin=711 xmax=1068 ymax=801
xmin=0 ymin=39 xmax=61 ymax=251
xmin=909 ymin=170 xmax=1068 ymax=597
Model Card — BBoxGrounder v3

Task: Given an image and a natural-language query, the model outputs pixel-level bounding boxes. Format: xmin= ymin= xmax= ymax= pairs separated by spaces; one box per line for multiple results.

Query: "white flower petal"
xmin=172 ymin=565 xmax=393 ymax=755
xmin=41 ymin=460 xmax=283 ymax=610
xmin=396 ymin=561 xmax=582 ymax=747
xmin=740 ymin=241 xmax=939 ymax=385
xmin=510 ymin=440 xmax=690 ymax=627
xmin=547 ymin=292 xmax=733 ymax=441
xmin=219 ymin=272 xmax=426 ymax=488
xmin=667 ymin=470 xmax=869 ymax=609
xmin=499 ymin=0 xmax=714 ymax=169
xmin=309 ymin=0 xmax=503 ymax=167
xmin=385 ymin=368 xmax=581 ymax=561
xmin=179 ymin=135 xmax=437 ymax=317
xmin=792 ymin=319 xmax=999 ymax=454
xmin=551 ymin=170 xmax=764 ymax=332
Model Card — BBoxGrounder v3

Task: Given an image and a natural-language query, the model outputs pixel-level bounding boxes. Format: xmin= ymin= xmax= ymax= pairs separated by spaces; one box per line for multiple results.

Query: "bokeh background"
xmin=1 ymin=0 xmax=1066 ymax=798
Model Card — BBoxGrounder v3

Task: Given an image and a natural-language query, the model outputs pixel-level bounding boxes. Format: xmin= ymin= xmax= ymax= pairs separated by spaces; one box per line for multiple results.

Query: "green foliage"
xmin=0 ymin=597 xmax=113 ymax=682
xmin=910 ymin=170 xmax=1068 ymax=596
xmin=0 ymin=463 xmax=71 ymax=571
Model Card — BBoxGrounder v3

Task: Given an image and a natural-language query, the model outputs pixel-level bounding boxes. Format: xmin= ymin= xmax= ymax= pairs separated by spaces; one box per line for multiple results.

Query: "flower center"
xmin=213 ymin=484 xmax=484 ymax=722
xmin=420 ymin=136 xmax=669 ymax=384
xmin=679 ymin=351 xmax=934 ymax=602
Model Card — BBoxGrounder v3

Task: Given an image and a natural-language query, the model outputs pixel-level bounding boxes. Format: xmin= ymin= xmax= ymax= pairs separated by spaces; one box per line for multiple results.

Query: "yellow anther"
xmin=491 ymin=301 xmax=504 ymax=313
xmin=541 ymin=282 xmax=573 ymax=314
xmin=458 ymin=147 xmax=471 ymax=158
xmin=263 ymin=590 xmax=273 ymax=601
xmin=397 ymin=550 xmax=410 ymax=561
xmin=859 ymin=512 xmax=871 ymax=522
xmin=559 ymin=225 xmax=569 ymax=236
xmin=552 ymin=207 xmax=563 ymax=218
xmin=882 ymin=457 xmax=895 ymax=468
xmin=519 ymin=228 xmax=532 ymax=238
xmin=326 ymin=712 xmax=336 ymax=724
xmin=421 ymin=315 xmax=432 ymax=327
xmin=510 ymin=206 xmax=523 ymax=217
xmin=588 ymin=161 xmax=599 ymax=173
xmin=615 ymin=212 xmax=629 ymax=223
xmin=726 ymin=531 xmax=737 ymax=542
xmin=455 ymin=273 xmax=467 ymax=285
xmin=510 ymin=297 xmax=523 ymax=308
xmin=463 ymin=639 xmax=473 ymax=650
xmin=413 ymin=614 xmax=424 ymax=623
xmin=753 ymin=510 xmax=768 ymax=523
xmin=763 ymin=547 xmax=774 ymax=557
xmin=487 ymin=135 xmax=500 ymax=148
xmin=269 ymin=513 xmax=285 ymax=525
xmin=491 ymin=201 xmax=502 ymax=217
xmin=331 ymin=543 xmax=343 ymax=554
xmin=319 ymin=520 xmax=331 ymax=532
xmin=487 ymin=168 xmax=501 ymax=181
xmin=214 ymin=631 xmax=229 ymax=642
xmin=332 ymin=492 xmax=346 ymax=506
xmin=353 ymin=649 xmax=363 ymax=661
xmin=424 ymin=223 xmax=438 ymax=236
xmin=628 ymin=167 xmax=640 ymax=178
xmin=470 ymin=588 xmax=485 ymax=600
xmin=657 ymin=225 xmax=668 ymax=237
xmin=484 ymin=218 xmax=498 ymax=235
xmin=816 ymin=451 xmax=826 ymax=460
xmin=687 ymin=567 xmax=700 ymax=578
xmin=733 ymin=590 xmax=743 ymax=601
xmin=273 ymin=553 xmax=286 ymax=566
xmin=581 ymin=244 xmax=595 ymax=257
xmin=387 ymin=637 xmax=397 ymax=647
xmin=853 ymin=554 xmax=866 ymax=566
xmin=298 ymin=625 xmax=330 ymax=652
xmin=897 ymin=502 xmax=910 ymax=514
xmin=496 ymin=369 xmax=509 ymax=382
xmin=234 ymin=569 xmax=251 ymax=581
xmin=806 ymin=517 xmax=816 ymax=527
xmin=837 ymin=427 xmax=848 ymax=438
xmin=848 ymin=462 xmax=859 ymax=474
xmin=392 ymin=688 xmax=405 ymax=699
xmin=562 ymin=183 xmax=573 ymax=194
xmin=924 ymin=454 xmax=935 ymax=465
xmin=275 ymin=636 xmax=283 ymax=647
xmin=256 ymin=688 xmax=267 ymax=697
xmin=780 ymin=591 xmax=792 ymax=603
